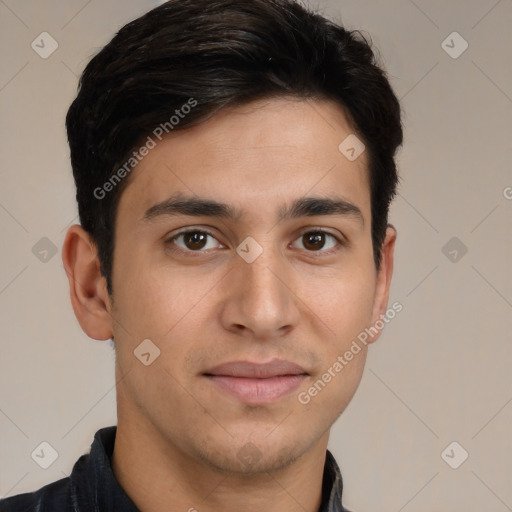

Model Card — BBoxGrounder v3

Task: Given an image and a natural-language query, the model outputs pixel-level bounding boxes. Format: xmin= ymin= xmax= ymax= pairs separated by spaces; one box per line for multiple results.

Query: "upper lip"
xmin=204 ymin=359 xmax=308 ymax=378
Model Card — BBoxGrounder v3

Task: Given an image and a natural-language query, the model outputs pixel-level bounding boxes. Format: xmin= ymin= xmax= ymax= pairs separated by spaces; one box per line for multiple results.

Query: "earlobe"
xmin=367 ymin=224 xmax=397 ymax=344
xmin=61 ymin=225 xmax=114 ymax=341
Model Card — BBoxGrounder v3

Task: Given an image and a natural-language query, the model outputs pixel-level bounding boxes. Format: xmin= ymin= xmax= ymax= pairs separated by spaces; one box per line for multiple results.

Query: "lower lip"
xmin=206 ymin=375 xmax=307 ymax=404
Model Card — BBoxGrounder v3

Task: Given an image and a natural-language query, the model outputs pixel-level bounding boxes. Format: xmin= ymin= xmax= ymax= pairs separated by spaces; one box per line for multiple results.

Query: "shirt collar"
xmin=73 ymin=426 xmax=349 ymax=512
xmin=321 ymin=449 xmax=350 ymax=512
xmin=71 ymin=426 xmax=139 ymax=511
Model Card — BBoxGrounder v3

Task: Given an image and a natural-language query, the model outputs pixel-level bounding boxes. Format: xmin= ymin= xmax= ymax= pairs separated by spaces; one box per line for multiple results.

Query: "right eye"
xmin=165 ymin=229 xmax=224 ymax=255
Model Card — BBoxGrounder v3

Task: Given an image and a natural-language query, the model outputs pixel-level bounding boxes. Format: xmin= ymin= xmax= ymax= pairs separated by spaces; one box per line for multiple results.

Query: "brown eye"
xmin=302 ymin=232 xmax=327 ymax=251
xmin=292 ymin=229 xmax=340 ymax=254
xmin=182 ymin=231 xmax=208 ymax=250
xmin=167 ymin=230 xmax=222 ymax=253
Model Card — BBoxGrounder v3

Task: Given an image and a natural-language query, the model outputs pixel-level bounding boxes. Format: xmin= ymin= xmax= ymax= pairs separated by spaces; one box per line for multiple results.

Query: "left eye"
xmin=168 ymin=230 xmax=222 ymax=252
xmin=166 ymin=229 xmax=341 ymax=254
xmin=291 ymin=230 xmax=340 ymax=252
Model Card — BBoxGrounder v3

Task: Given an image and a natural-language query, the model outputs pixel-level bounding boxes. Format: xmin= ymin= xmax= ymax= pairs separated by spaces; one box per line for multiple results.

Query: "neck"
xmin=112 ymin=406 xmax=330 ymax=512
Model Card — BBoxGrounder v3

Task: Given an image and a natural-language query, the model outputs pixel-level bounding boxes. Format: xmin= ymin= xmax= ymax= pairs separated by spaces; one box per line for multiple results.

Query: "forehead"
xmin=117 ymin=97 xmax=370 ymax=225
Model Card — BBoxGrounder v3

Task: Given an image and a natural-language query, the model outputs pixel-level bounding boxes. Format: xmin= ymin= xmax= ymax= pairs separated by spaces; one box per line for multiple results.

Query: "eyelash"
xmin=164 ymin=227 xmax=345 ymax=257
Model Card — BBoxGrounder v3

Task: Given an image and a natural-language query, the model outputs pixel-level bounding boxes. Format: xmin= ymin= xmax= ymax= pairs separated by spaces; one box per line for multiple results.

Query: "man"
xmin=0 ymin=0 xmax=402 ymax=510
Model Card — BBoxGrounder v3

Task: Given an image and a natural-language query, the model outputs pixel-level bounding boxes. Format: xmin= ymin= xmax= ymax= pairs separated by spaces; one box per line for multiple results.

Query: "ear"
xmin=61 ymin=224 xmax=113 ymax=341
xmin=367 ymin=224 xmax=397 ymax=344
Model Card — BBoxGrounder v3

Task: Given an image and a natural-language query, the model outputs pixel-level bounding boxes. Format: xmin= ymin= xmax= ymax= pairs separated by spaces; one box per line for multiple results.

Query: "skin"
xmin=62 ymin=96 xmax=396 ymax=512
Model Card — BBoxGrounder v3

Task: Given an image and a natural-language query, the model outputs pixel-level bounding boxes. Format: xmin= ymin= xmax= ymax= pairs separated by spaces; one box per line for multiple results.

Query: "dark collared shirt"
xmin=0 ymin=426 xmax=351 ymax=512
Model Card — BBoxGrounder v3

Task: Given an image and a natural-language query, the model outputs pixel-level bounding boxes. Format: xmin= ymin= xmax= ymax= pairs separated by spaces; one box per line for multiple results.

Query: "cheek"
xmin=111 ymin=268 xmax=201 ymax=396
xmin=112 ymin=250 xmax=200 ymax=337
xmin=303 ymin=266 xmax=376 ymax=340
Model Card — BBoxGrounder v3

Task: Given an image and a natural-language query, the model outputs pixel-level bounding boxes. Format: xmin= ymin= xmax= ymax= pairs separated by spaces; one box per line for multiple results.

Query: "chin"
xmin=193 ymin=430 xmax=316 ymax=475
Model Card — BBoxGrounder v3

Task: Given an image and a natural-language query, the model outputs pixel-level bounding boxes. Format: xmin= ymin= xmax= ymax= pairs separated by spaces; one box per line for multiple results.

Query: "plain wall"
xmin=1 ymin=1 xmax=511 ymax=510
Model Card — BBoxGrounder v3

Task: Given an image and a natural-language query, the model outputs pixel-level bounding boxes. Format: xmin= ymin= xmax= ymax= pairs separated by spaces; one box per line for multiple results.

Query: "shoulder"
xmin=1 ymin=426 xmax=119 ymax=512
xmin=0 ymin=476 xmax=72 ymax=512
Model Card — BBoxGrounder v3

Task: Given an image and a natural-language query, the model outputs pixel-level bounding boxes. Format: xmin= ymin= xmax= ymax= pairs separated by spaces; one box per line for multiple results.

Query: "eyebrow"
xmin=141 ymin=192 xmax=364 ymax=227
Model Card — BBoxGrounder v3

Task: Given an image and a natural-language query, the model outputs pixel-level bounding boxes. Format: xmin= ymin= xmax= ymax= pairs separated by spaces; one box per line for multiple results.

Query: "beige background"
xmin=1 ymin=0 xmax=511 ymax=510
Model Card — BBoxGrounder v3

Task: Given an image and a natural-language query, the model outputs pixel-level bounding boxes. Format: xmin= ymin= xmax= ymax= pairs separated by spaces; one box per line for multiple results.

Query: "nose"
xmin=219 ymin=242 xmax=301 ymax=340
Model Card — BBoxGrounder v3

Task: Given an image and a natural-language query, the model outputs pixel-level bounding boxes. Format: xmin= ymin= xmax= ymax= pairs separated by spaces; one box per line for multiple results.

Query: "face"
xmin=86 ymin=97 xmax=395 ymax=474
